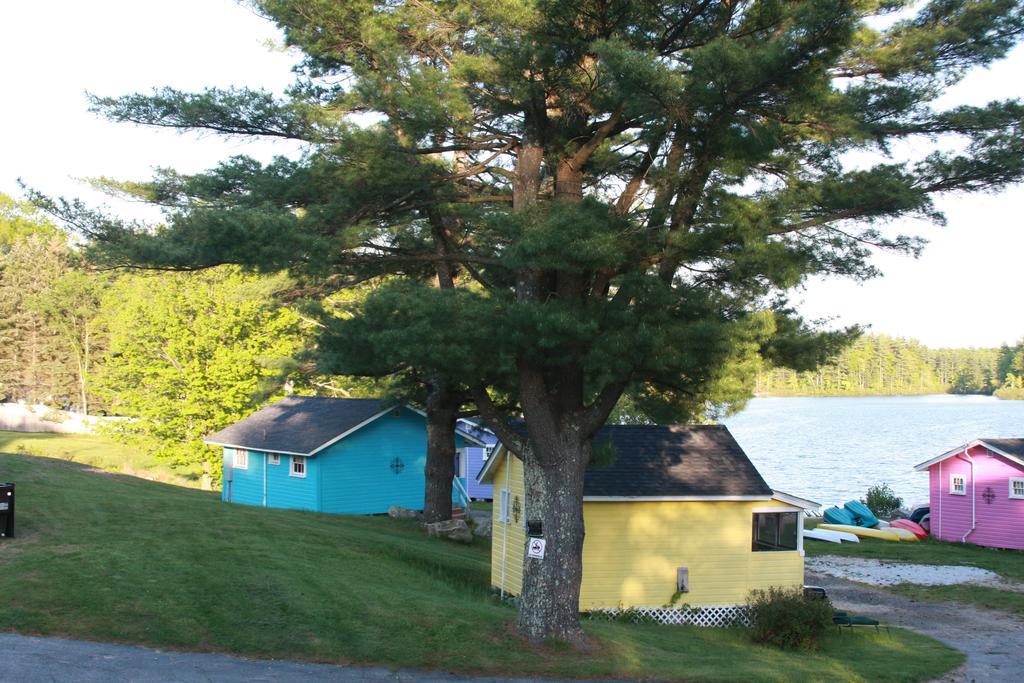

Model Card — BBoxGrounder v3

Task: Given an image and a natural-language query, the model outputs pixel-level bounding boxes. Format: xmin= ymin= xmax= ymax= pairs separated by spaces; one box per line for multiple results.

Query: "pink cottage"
xmin=914 ymin=439 xmax=1024 ymax=550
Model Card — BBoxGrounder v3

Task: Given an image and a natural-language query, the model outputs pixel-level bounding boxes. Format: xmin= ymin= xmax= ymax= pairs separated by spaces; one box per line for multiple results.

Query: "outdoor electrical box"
xmin=676 ymin=566 xmax=689 ymax=593
xmin=0 ymin=482 xmax=14 ymax=538
xmin=527 ymin=520 xmax=543 ymax=538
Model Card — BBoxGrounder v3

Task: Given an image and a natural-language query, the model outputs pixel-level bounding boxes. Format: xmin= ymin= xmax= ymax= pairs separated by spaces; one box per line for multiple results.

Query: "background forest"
xmin=757 ymin=335 xmax=1024 ymax=398
xmin=3 ymin=191 xmax=1022 ymax=483
xmin=0 ymin=193 xmax=380 ymax=483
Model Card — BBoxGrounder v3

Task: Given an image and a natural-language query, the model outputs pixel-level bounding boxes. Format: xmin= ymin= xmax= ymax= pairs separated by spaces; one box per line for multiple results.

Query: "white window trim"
xmin=268 ymin=454 xmax=280 ymax=465
xmin=232 ymin=449 xmax=249 ymax=470
xmin=950 ymin=473 xmax=966 ymax=496
xmin=483 ymin=444 xmax=495 ymax=461
xmin=1009 ymin=477 xmax=1024 ymax=500
xmin=498 ymin=488 xmax=510 ymax=523
xmin=290 ymin=456 xmax=307 ymax=478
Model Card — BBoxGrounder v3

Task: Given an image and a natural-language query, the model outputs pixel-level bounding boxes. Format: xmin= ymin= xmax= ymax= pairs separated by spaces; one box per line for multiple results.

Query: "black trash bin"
xmin=0 ymin=482 xmax=13 ymax=538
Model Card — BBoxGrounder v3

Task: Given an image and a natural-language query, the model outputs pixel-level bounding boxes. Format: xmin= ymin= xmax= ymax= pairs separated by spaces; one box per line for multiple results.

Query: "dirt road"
xmin=807 ymin=571 xmax=1024 ymax=682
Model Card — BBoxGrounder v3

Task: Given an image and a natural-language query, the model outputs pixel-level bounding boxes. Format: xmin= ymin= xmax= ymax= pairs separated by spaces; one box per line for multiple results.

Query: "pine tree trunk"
xmin=516 ymin=431 xmax=590 ymax=645
xmin=422 ymin=380 xmax=458 ymax=523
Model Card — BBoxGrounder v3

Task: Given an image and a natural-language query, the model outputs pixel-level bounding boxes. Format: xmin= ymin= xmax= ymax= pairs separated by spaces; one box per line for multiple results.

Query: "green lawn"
xmin=805 ymin=521 xmax=1024 ymax=616
xmin=0 ymin=431 xmax=194 ymax=487
xmin=0 ymin=452 xmax=961 ymax=681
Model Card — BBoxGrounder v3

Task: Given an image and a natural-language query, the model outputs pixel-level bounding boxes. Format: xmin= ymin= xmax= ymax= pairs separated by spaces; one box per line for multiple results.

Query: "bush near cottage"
xmin=862 ymin=483 xmax=904 ymax=519
xmin=746 ymin=586 xmax=834 ymax=650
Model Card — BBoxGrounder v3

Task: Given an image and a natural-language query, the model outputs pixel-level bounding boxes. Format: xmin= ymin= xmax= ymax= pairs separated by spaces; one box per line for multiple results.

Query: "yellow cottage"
xmin=478 ymin=425 xmax=818 ymax=624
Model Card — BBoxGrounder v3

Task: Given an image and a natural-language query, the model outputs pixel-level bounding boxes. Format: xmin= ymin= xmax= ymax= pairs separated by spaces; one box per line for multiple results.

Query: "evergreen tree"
xmin=315 ymin=283 xmax=489 ymax=522
xmin=0 ymin=234 xmax=76 ymax=404
xmin=995 ymin=339 xmax=1024 ymax=398
xmin=0 ymin=192 xmax=59 ymax=251
xmin=43 ymin=0 xmax=1024 ymax=642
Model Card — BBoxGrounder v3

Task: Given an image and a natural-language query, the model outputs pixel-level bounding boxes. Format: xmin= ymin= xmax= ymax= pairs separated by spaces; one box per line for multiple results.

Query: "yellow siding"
xmin=580 ymin=500 xmax=804 ymax=609
xmin=489 ymin=453 xmax=527 ymax=595
xmin=488 ymin=453 xmax=804 ymax=608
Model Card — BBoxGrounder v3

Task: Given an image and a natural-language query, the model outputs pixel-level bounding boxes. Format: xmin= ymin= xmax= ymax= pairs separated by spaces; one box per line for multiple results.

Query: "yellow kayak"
xmin=817 ymin=524 xmax=902 ymax=542
xmin=888 ymin=527 xmax=920 ymax=542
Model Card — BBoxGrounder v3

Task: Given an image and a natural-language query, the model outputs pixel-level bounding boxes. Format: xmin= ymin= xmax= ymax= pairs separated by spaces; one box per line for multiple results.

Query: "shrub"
xmin=745 ymin=587 xmax=833 ymax=650
xmin=995 ymin=386 xmax=1024 ymax=400
xmin=863 ymin=482 xmax=903 ymax=518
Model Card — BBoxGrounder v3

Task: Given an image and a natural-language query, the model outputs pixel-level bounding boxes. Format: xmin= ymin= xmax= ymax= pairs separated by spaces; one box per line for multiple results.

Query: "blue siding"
xmin=223 ymin=447 xmax=264 ymax=507
xmin=267 ymin=453 xmax=319 ymax=511
xmin=222 ymin=448 xmax=319 ymax=511
xmin=464 ymin=445 xmax=495 ymax=500
xmin=320 ymin=408 xmax=430 ymax=514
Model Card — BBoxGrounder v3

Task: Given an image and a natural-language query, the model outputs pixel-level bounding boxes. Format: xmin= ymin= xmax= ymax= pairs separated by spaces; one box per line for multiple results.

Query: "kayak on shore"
xmin=817 ymin=523 xmax=903 ymax=542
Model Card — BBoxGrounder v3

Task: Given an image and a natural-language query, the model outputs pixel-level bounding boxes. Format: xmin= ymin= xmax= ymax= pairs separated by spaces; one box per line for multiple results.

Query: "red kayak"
xmin=891 ymin=518 xmax=927 ymax=540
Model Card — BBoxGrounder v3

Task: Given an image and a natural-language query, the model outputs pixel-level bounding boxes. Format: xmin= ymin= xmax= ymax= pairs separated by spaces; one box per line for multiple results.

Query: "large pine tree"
xmin=43 ymin=0 xmax=1024 ymax=643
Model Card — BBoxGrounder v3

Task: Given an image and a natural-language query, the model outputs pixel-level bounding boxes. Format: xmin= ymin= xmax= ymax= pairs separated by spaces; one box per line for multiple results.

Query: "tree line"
xmin=0 ymin=193 xmax=380 ymax=486
xmin=995 ymin=339 xmax=1024 ymax=400
xmin=755 ymin=335 xmax=1024 ymax=397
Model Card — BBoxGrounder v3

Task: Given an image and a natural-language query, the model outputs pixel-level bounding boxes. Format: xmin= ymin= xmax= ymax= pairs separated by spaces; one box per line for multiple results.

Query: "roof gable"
xmin=481 ymin=424 xmax=773 ymax=499
xmin=983 ymin=438 xmax=1024 ymax=461
xmin=914 ymin=438 xmax=1024 ymax=471
xmin=584 ymin=425 xmax=773 ymax=498
xmin=205 ymin=397 xmax=390 ymax=456
xmin=205 ymin=396 xmax=487 ymax=456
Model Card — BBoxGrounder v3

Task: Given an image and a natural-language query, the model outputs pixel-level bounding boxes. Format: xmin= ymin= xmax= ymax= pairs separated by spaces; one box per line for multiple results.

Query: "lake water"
xmin=721 ymin=395 xmax=1024 ymax=509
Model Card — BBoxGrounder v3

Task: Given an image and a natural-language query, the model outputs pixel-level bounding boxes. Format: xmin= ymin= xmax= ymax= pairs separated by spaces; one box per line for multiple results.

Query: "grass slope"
xmin=805 ymin=525 xmax=1024 ymax=616
xmin=0 ymin=453 xmax=960 ymax=682
xmin=0 ymin=431 xmax=193 ymax=487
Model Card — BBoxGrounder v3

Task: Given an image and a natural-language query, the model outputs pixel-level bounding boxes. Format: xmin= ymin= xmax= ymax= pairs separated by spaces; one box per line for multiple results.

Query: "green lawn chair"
xmin=833 ymin=611 xmax=887 ymax=634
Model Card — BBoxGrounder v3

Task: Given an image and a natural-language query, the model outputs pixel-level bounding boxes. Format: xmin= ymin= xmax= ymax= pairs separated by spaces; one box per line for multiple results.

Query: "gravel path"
xmin=0 ymin=633 xmax=547 ymax=683
xmin=807 ymin=571 xmax=1024 ymax=682
xmin=806 ymin=557 xmax=1001 ymax=586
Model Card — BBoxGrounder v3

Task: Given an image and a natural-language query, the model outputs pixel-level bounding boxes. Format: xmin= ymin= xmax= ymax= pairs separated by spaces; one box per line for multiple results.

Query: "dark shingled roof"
xmin=205 ymin=397 xmax=391 ymax=455
xmin=582 ymin=424 xmax=773 ymax=498
xmin=984 ymin=438 xmax=1024 ymax=460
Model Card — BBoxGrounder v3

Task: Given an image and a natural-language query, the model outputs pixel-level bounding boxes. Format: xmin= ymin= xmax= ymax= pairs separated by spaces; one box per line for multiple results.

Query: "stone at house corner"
xmin=388 ymin=506 xmax=422 ymax=520
xmin=425 ymin=519 xmax=473 ymax=543
xmin=471 ymin=516 xmax=492 ymax=538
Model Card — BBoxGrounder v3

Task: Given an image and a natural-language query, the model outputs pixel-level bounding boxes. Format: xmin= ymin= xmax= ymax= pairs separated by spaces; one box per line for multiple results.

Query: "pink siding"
xmin=928 ymin=444 xmax=1024 ymax=550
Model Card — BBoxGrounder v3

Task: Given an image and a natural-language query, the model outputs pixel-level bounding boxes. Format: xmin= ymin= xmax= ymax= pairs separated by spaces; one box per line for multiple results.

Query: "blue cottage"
xmin=457 ymin=419 xmax=497 ymax=501
xmin=205 ymin=397 xmax=486 ymax=514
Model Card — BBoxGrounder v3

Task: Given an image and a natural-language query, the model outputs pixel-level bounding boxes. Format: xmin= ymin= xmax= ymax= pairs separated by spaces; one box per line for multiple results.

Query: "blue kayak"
xmin=823 ymin=506 xmax=857 ymax=525
xmin=844 ymin=500 xmax=880 ymax=528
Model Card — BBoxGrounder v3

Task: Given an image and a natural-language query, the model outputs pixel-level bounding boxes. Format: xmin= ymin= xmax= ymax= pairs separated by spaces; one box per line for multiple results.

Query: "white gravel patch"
xmin=805 ymin=556 xmax=1000 ymax=586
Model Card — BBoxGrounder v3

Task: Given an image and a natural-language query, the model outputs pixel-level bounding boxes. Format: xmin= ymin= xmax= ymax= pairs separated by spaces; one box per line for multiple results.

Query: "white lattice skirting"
xmin=588 ymin=605 xmax=751 ymax=628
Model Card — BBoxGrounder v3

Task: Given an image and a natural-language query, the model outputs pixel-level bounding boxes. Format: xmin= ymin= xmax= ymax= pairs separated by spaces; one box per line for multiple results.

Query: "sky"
xmin=1 ymin=0 xmax=1022 ymax=349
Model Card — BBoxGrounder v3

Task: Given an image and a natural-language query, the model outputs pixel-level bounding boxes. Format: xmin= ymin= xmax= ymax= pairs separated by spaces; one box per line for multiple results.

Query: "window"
xmin=752 ymin=512 xmax=798 ymax=551
xmin=232 ymin=449 xmax=248 ymax=470
xmin=950 ymin=474 xmax=966 ymax=495
xmin=498 ymin=488 xmax=510 ymax=523
xmin=268 ymin=454 xmax=280 ymax=465
xmin=483 ymin=444 xmax=495 ymax=461
xmin=1010 ymin=478 xmax=1024 ymax=500
xmin=290 ymin=456 xmax=307 ymax=478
